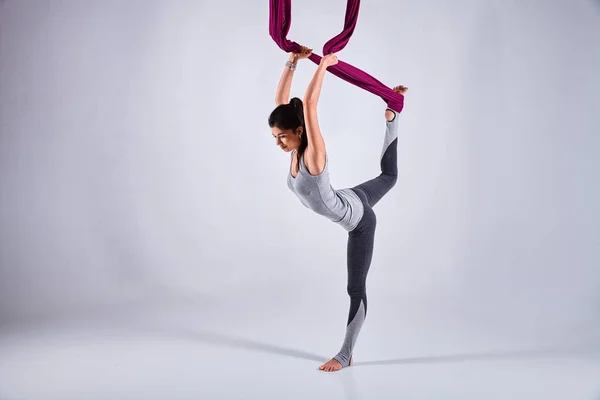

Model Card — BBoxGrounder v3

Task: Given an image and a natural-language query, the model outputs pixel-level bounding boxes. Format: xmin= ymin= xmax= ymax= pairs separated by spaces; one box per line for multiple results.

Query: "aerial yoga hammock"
xmin=268 ymin=0 xmax=407 ymax=372
xmin=268 ymin=0 xmax=404 ymax=113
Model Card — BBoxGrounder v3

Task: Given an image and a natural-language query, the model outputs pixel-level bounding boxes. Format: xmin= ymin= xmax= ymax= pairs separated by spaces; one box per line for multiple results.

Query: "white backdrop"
xmin=1 ymin=0 xmax=599 ymax=398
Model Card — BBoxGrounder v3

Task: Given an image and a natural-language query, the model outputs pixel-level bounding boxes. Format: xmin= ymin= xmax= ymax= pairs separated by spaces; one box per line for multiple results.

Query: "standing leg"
xmin=319 ymin=188 xmax=376 ymax=372
xmin=334 ymin=199 xmax=376 ymax=367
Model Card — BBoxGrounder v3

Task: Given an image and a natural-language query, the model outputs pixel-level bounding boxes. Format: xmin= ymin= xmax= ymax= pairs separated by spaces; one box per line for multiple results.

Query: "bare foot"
xmin=393 ymin=85 xmax=408 ymax=95
xmin=386 ymin=85 xmax=407 ymax=121
xmin=318 ymin=356 xmax=353 ymax=372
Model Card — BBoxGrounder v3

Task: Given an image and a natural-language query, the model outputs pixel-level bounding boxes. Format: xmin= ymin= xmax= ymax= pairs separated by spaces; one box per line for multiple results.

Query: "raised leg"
xmin=352 ymin=108 xmax=399 ymax=207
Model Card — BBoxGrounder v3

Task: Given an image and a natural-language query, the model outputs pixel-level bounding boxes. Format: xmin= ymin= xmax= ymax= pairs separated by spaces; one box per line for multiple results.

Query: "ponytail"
xmin=288 ymin=98 xmax=308 ymax=167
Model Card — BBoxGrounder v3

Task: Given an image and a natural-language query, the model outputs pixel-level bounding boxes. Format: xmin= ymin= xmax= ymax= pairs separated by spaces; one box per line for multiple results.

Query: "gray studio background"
xmin=1 ymin=0 xmax=599 ymax=379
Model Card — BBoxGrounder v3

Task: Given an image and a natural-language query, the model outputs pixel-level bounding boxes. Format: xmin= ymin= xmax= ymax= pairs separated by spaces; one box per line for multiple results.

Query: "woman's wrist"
xmin=285 ymin=54 xmax=299 ymax=71
xmin=288 ymin=53 xmax=299 ymax=64
xmin=317 ymin=63 xmax=328 ymax=72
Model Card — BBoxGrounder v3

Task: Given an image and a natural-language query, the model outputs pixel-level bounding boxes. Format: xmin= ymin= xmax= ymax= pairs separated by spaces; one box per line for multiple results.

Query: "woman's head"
xmin=269 ymin=97 xmax=308 ymax=154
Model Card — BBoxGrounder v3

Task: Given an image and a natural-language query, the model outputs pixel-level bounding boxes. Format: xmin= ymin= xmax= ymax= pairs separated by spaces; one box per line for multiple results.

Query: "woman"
xmin=268 ymin=46 xmax=407 ymax=372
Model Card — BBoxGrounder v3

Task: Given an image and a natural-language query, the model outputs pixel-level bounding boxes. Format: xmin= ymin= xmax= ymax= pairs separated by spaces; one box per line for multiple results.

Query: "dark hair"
xmin=268 ymin=97 xmax=308 ymax=168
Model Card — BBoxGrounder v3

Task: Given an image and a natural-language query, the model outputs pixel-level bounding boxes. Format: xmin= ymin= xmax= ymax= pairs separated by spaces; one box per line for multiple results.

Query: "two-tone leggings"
xmin=333 ymin=109 xmax=399 ymax=367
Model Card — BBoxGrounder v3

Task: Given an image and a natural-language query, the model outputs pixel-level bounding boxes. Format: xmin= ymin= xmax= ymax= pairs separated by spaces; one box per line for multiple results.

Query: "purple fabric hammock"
xmin=269 ymin=0 xmax=404 ymax=113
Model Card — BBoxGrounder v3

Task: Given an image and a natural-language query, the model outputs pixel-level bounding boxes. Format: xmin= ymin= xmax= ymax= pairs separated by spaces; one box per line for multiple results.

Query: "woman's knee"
xmin=386 ymin=172 xmax=398 ymax=188
xmin=347 ymin=283 xmax=366 ymax=297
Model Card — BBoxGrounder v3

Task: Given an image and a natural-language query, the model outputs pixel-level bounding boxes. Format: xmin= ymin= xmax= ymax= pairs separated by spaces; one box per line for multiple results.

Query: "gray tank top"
xmin=287 ymin=150 xmax=364 ymax=231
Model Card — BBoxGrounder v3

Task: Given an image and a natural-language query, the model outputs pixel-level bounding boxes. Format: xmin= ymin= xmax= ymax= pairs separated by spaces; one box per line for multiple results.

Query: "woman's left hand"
xmin=320 ymin=53 xmax=339 ymax=67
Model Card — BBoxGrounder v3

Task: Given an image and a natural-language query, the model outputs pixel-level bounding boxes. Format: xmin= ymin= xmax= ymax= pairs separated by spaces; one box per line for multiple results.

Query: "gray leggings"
xmin=333 ymin=109 xmax=399 ymax=367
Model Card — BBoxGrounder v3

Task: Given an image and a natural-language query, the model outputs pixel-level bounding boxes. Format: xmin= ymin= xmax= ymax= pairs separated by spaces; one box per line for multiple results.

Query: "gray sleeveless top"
xmin=287 ymin=150 xmax=364 ymax=232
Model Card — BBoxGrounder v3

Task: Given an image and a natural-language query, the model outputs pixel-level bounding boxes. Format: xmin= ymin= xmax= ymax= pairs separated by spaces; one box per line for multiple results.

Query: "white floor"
xmin=1 ymin=292 xmax=599 ymax=400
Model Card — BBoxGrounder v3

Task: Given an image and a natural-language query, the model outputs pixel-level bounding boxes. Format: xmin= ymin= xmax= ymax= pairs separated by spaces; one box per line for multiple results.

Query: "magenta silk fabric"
xmin=269 ymin=0 xmax=404 ymax=113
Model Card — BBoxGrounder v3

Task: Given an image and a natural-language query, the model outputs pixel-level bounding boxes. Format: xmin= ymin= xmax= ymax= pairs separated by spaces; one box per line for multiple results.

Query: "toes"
xmin=320 ymin=359 xmax=346 ymax=372
xmin=392 ymin=85 xmax=408 ymax=94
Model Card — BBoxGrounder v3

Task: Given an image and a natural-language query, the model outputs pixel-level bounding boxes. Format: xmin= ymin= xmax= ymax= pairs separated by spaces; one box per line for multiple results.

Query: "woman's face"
xmin=271 ymin=126 xmax=303 ymax=152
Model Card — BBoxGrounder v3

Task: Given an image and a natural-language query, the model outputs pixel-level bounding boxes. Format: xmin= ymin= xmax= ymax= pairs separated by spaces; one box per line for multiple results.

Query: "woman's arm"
xmin=275 ymin=46 xmax=312 ymax=106
xmin=275 ymin=53 xmax=298 ymax=106
xmin=302 ymin=54 xmax=338 ymax=175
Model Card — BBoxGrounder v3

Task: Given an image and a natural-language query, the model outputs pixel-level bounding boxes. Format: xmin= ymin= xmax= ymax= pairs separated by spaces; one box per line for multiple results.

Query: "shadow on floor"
xmin=352 ymin=345 xmax=600 ymax=367
xmin=159 ymin=326 xmax=600 ymax=367
xmin=163 ymin=327 xmax=327 ymax=362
